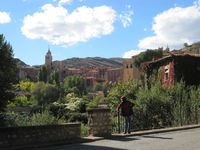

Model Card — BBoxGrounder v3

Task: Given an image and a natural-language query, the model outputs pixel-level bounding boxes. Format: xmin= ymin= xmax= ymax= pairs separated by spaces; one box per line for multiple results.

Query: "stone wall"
xmin=0 ymin=123 xmax=81 ymax=149
xmin=87 ymin=108 xmax=112 ymax=137
xmin=122 ymin=58 xmax=142 ymax=82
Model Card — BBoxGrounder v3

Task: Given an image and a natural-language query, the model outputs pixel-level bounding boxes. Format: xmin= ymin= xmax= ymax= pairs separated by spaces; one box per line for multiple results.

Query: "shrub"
xmin=135 ymin=83 xmax=173 ymax=129
xmin=29 ymin=110 xmax=64 ymax=126
xmin=1 ymin=110 xmax=66 ymax=127
xmin=67 ymin=112 xmax=88 ymax=124
xmin=81 ymin=123 xmax=89 ymax=137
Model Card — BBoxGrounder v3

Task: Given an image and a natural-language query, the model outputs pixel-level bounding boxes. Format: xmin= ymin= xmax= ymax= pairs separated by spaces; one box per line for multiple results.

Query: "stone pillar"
xmin=87 ymin=108 xmax=112 ymax=137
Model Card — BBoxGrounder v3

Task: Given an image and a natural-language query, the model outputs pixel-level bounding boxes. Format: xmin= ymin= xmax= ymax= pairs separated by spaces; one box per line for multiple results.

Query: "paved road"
xmin=38 ymin=128 xmax=200 ymax=150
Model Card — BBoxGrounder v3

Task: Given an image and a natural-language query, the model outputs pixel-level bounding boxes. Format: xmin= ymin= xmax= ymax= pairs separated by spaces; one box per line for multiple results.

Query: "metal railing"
xmin=112 ymin=111 xmax=134 ymax=133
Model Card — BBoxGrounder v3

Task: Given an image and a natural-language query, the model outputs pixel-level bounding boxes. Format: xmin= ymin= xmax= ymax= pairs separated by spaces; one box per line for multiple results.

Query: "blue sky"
xmin=0 ymin=0 xmax=200 ymax=65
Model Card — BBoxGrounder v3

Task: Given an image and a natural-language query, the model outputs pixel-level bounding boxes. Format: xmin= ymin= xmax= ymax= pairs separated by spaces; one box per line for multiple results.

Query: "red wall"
xmin=161 ymin=61 xmax=175 ymax=86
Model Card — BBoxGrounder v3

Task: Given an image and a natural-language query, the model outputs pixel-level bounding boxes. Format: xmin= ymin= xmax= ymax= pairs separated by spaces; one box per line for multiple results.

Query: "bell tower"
xmin=45 ymin=48 xmax=52 ymax=72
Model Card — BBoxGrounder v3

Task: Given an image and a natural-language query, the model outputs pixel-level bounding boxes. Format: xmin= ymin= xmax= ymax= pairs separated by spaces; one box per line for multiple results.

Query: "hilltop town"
xmin=18 ymin=42 xmax=200 ymax=88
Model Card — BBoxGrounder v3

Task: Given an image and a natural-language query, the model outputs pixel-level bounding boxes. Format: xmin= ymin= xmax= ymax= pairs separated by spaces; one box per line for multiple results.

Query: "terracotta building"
xmin=19 ymin=49 xmax=125 ymax=86
xmin=21 ymin=49 xmax=124 ymax=85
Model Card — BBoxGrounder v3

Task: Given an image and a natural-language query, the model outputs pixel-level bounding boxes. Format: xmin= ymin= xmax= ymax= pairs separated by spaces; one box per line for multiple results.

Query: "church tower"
xmin=122 ymin=56 xmax=142 ymax=82
xmin=45 ymin=49 xmax=52 ymax=72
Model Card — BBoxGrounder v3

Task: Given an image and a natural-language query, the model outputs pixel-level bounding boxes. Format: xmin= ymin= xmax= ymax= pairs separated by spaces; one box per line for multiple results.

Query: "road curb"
xmin=81 ymin=124 xmax=200 ymax=142
xmin=112 ymin=124 xmax=200 ymax=137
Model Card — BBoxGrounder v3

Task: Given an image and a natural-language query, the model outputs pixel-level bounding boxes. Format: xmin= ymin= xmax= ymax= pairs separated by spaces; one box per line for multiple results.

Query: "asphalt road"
xmin=38 ymin=128 xmax=200 ymax=150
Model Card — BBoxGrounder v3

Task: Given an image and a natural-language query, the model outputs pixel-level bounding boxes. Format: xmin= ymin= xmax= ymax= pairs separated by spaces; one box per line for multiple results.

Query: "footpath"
xmin=83 ymin=124 xmax=200 ymax=142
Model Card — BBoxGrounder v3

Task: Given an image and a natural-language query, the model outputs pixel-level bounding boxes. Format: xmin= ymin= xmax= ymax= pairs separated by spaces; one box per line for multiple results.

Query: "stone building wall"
xmin=19 ymin=67 xmax=39 ymax=81
xmin=122 ymin=58 xmax=141 ymax=82
xmin=107 ymin=68 xmax=123 ymax=82
xmin=0 ymin=123 xmax=81 ymax=149
xmin=87 ymin=108 xmax=112 ymax=137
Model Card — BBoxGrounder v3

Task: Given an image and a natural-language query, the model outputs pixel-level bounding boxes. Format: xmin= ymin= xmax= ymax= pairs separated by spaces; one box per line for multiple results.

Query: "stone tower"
xmin=45 ymin=49 xmax=52 ymax=72
xmin=122 ymin=57 xmax=142 ymax=82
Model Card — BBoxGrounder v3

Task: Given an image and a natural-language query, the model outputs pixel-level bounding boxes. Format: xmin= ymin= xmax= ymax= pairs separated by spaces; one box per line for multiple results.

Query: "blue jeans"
xmin=124 ymin=116 xmax=131 ymax=133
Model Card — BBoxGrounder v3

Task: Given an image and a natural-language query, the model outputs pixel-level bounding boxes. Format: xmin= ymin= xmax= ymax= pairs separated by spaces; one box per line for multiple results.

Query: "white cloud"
xmin=123 ymin=49 xmax=145 ymax=58
xmin=194 ymin=0 xmax=200 ymax=6
xmin=139 ymin=1 xmax=200 ymax=49
xmin=58 ymin=0 xmax=72 ymax=6
xmin=0 ymin=11 xmax=11 ymax=24
xmin=21 ymin=4 xmax=116 ymax=46
xmin=119 ymin=5 xmax=133 ymax=28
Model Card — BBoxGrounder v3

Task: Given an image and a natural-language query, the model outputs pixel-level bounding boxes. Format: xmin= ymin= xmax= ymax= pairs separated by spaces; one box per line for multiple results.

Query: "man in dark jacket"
xmin=117 ymin=96 xmax=134 ymax=134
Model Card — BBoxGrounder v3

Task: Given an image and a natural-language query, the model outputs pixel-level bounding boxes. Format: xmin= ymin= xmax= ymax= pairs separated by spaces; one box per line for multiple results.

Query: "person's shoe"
xmin=128 ymin=131 xmax=131 ymax=134
xmin=123 ymin=132 xmax=127 ymax=134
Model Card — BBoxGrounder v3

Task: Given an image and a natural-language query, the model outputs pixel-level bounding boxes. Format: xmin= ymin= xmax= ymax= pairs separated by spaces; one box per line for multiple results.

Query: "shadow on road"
xmin=141 ymin=135 xmax=173 ymax=140
xmin=36 ymin=144 xmax=127 ymax=150
xmin=107 ymin=136 xmax=140 ymax=142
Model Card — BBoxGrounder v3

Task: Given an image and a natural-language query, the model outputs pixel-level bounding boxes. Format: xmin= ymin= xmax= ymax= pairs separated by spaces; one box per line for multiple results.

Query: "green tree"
xmin=0 ymin=34 xmax=18 ymax=111
xmin=107 ymin=80 xmax=141 ymax=111
xmin=31 ymin=82 xmax=60 ymax=106
xmin=134 ymin=48 xmax=163 ymax=68
xmin=64 ymin=93 xmax=86 ymax=112
xmin=63 ymin=75 xmax=86 ymax=96
xmin=49 ymin=69 xmax=60 ymax=86
xmin=19 ymin=80 xmax=33 ymax=92
xmin=38 ymin=65 xmax=48 ymax=83
xmin=93 ymin=83 xmax=104 ymax=92
xmin=7 ymin=95 xmax=29 ymax=109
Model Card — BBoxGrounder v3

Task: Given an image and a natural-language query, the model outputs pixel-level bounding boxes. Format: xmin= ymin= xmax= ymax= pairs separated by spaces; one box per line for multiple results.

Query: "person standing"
xmin=117 ymin=96 xmax=134 ymax=134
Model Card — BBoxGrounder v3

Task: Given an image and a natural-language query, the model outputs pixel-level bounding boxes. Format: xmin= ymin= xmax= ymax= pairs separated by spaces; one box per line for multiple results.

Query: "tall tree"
xmin=0 ymin=34 xmax=18 ymax=111
xmin=134 ymin=48 xmax=163 ymax=68
xmin=63 ymin=75 xmax=86 ymax=96
xmin=49 ymin=69 xmax=60 ymax=86
xmin=38 ymin=65 xmax=48 ymax=83
xmin=31 ymin=82 xmax=60 ymax=105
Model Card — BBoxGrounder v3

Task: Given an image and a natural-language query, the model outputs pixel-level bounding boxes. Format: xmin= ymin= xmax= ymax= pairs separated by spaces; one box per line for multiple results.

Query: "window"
xmin=164 ymin=65 xmax=169 ymax=80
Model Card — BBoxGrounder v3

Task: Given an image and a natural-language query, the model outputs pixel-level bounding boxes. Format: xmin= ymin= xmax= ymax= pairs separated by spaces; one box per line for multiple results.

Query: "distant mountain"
xmin=15 ymin=58 xmax=28 ymax=66
xmin=16 ymin=57 xmax=125 ymax=68
xmin=61 ymin=57 xmax=124 ymax=68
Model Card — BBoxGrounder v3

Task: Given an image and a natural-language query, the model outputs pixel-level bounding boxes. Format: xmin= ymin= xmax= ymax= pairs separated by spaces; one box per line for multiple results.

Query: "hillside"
xmin=61 ymin=57 xmax=124 ymax=68
xmin=15 ymin=58 xmax=28 ymax=66
xmin=181 ymin=42 xmax=200 ymax=55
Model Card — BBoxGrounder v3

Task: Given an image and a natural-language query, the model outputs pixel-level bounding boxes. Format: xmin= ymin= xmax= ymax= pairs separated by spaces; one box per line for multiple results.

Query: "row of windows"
xmin=124 ymin=64 xmax=133 ymax=69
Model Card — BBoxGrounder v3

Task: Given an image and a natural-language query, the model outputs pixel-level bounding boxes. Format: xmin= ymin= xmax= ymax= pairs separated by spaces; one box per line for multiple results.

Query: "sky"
xmin=1 ymin=0 xmax=200 ymax=66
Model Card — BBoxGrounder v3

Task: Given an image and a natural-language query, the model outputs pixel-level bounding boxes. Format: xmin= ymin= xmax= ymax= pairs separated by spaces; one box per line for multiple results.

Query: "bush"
xmin=87 ymin=96 xmax=101 ymax=108
xmin=107 ymin=80 xmax=141 ymax=112
xmin=81 ymin=123 xmax=89 ymax=137
xmin=1 ymin=110 xmax=66 ymax=127
xmin=109 ymin=80 xmax=200 ymax=132
xmin=0 ymin=112 xmax=30 ymax=127
xmin=67 ymin=112 xmax=88 ymax=124
xmin=29 ymin=110 xmax=65 ymax=126
xmin=135 ymin=83 xmax=173 ymax=129
xmin=31 ymin=82 xmax=60 ymax=106
xmin=49 ymin=102 xmax=69 ymax=118
xmin=7 ymin=95 xmax=29 ymax=108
